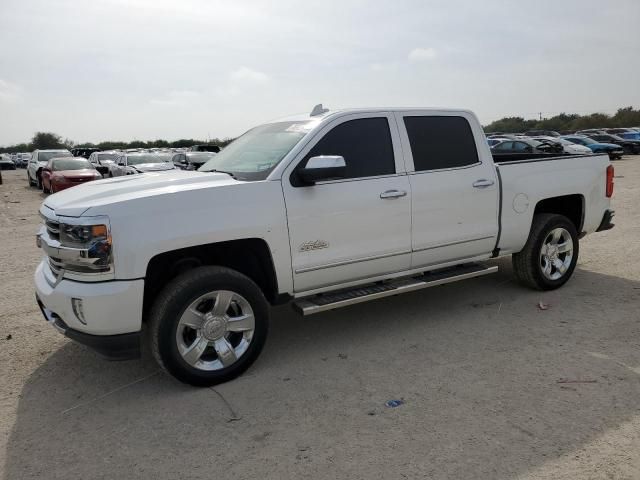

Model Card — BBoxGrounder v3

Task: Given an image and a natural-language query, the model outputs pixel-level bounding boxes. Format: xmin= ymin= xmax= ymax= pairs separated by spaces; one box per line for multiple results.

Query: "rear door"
xmin=395 ymin=112 xmax=499 ymax=268
xmin=282 ymin=113 xmax=412 ymax=292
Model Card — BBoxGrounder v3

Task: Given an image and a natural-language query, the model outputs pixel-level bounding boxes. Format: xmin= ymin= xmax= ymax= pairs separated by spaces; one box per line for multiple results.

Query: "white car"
xmin=106 ymin=152 xmax=176 ymax=177
xmin=27 ymin=149 xmax=72 ymax=188
xmin=35 ymin=105 xmax=614 ymax=386
xmin=532 ymin=136 xmax=592 ymax=155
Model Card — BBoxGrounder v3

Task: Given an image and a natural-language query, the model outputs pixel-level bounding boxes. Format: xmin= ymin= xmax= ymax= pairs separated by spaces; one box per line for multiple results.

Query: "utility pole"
xmin=539 ymin=112 xmax=542 ymax=121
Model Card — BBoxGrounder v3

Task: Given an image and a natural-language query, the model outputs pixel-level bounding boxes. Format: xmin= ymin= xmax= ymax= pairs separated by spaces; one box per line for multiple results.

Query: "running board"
xmin=292 ymin=263 xmax=498 ymax=316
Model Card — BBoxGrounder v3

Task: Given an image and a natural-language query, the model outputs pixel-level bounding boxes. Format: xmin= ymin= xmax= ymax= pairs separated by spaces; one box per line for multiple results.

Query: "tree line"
xmin=484 ymin=106 xmax=640 ymax=133
xmin=0 ymin=132 xmax=234 ymax=154
xmin=2 ymin=106 xmax=639 ymax=153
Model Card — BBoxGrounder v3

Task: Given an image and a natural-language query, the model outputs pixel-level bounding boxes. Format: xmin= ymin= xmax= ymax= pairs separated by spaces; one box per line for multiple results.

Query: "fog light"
xmin=71 ymin=298 xmax=86 ymax=325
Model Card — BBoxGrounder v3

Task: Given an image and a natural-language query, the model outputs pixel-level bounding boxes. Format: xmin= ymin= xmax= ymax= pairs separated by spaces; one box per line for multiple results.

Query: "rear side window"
xmin=302 ymin=117 xmax=395 ymax=180
xmin=404 ymin=116 xmax=479 ymax=171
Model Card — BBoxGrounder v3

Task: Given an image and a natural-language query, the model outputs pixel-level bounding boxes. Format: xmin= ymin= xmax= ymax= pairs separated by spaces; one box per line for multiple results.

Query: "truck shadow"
xmin=4 ymin=258 xmax=640 ymax=479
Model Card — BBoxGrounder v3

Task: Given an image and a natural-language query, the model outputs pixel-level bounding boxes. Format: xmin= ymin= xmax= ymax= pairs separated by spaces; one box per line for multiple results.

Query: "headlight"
xmin=42 ymin=216 xmax=113 ymax=274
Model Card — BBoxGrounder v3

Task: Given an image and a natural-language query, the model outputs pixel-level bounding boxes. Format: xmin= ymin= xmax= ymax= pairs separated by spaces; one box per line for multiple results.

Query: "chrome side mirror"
xmin=298 ymin=155 xmax=346 ymax=185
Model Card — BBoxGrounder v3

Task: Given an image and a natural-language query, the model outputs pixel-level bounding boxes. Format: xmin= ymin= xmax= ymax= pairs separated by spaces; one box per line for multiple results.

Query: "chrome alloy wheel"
xmin=539 ymin=227 xmax=573 ymax=281
xmin=176 ymin=290 xmax=255 ymax=371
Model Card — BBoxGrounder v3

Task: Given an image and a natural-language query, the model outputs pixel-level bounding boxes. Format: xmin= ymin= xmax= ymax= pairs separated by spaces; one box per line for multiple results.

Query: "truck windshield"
xmin=199 ymin=121 xmax=317 ymax=181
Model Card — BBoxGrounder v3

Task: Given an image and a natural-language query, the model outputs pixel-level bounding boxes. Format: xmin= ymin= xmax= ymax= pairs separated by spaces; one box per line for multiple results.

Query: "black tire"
xmin=36 ymin=171 xmax=42 ymax=189
xmin=149 ymin=266 xmax=270 ymax=386
xmin=512 ymin=214 xmax=579 ymax=291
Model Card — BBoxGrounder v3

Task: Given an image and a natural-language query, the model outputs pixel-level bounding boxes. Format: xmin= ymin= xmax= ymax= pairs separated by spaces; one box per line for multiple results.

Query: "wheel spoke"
xmin=556 ymin=241 xmax=572 ymax=254
xmin=181 ymin=308 xmax=205 ymax=329
xmin=182 ymin=336 xmax=209 ymax=366
xmin=213 ymin=338 xmax=237 ymax=367
xmin=542 ymin=259 xmax=552 ymax=277
xmin=213 ymin=291 xmax=234 ymax=316
xmin=551 ymin=229 xmax=563 ymax=244
xmin=553 ymin=258 xmax=567 ymax=274
xmin=226 ymin=313 xmax=255 ymax=332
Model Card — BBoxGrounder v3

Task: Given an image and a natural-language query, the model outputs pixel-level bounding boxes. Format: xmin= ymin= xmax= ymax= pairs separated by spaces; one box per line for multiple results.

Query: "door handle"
xmin=472 ymin=179 xmax=495 ymax=188
xmin=380 ymin=189 xmax=407 ymax=199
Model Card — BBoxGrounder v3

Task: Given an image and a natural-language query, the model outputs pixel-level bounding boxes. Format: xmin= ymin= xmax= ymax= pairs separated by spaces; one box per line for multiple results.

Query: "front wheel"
xmin=149 ymin=266 xmax=270 ymax=386
xmin=512 ymin=214 xmax=579 ymax=290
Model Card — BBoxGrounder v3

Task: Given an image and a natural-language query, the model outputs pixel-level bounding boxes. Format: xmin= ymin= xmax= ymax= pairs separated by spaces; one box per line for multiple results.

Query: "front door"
xmin=282 ymin=113 xmax=412 ymax=292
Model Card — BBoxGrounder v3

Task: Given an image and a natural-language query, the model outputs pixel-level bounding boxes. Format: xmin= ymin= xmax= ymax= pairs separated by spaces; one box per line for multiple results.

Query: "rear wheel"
xmin=512 ymin=214 xmax=579 ymax=290
xmin=149 ymin=266 xmax=270 ymax=386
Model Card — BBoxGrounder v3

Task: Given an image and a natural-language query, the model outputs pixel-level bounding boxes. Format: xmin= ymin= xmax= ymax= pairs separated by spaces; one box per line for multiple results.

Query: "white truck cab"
xmin=34 ymin=106 xmax=615 ymax=386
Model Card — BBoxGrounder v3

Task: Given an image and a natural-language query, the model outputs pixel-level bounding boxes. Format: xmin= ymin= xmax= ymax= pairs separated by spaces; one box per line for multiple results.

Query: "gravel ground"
xmin=0 ymin=161 xmax=639 ymax=480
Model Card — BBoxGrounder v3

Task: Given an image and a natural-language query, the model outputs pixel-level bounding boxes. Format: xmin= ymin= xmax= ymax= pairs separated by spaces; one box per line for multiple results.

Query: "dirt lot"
xmin=0 ymin=161 xmax=639 ymax=479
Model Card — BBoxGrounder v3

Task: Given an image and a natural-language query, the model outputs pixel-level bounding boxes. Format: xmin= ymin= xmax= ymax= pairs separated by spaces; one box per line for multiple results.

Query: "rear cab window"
xmin=402 ymin=116 xmax=479 ymax=171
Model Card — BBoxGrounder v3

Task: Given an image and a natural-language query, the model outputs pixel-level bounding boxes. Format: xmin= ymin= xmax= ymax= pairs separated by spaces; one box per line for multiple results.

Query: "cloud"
xmin=0 ymin=79 xmax=23 ymax=103
xmin=408 ymin=47 xmax=437 ymax=62
xmin=229 ymin=67 xmax=270 ymax=84
xmin=150 ymin=90 xmax=200 ymax=106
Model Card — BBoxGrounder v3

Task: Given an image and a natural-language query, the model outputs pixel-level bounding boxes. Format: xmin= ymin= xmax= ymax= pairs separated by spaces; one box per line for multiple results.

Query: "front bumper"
xmin=34 ymin=260 xmax=144 ymax=358
xmin=596 ymin=209 xmax=615 ymax=232
xmin=36 ymin=298 xmax=140 ymax=360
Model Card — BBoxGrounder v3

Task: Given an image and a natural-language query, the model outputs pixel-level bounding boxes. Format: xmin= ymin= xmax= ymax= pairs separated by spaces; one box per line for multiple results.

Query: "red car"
xmin=41 ymin=157 xmax=103 ymax=193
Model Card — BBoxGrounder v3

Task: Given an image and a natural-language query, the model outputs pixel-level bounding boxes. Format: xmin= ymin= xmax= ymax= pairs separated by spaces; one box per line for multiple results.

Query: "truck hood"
xmin=43 ymin=170 xmax=240 ymax=217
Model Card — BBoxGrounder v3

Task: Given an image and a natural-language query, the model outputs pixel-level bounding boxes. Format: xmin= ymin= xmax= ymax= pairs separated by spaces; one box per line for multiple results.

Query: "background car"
xmin=588 ymin=133 xmax=640 ymax=154
xmin=523 ymin=129 xmax=561 ymax=137
xmin=0 ymin=154 xmax=16 ymax=170
xmin=562 ymin=135 xmax=624 ymax=160
xmin=27 ymin=149 xmax=72 ymax=188
xmin=41 ymin=157 xmax=102 ymax=193
xmin=70 ymin=147 xmax=100 ymax=159
xmin=108 ymin=152 xmax=176 ymax=177
xmin=530 ymin=136 xmax=593 ymax=155
xmin=172 ymin=151 xmax=217 ymax=170
xmin=490 ymin=138 xmax=564 ymax=155
xmin=88 ymin=151 xmax=120 ymax=166
xmin=189 ymin=144 xmax=221 ymax=153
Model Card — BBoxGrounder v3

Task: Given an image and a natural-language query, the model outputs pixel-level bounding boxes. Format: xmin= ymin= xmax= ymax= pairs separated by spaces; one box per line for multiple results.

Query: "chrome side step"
xmin=292 ymin=263 xmax=498 ymax=316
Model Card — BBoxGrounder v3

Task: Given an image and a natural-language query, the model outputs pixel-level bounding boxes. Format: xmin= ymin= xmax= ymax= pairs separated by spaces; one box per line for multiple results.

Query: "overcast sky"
xmin=1 ymin=0 xmax=639 ymax=146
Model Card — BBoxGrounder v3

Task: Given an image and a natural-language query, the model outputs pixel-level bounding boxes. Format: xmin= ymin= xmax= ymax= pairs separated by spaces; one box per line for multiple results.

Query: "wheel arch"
xmin=533 ymin=194 xmax=585 ymax=233
xmin=143 ymin=238 xmax=283 ymax=320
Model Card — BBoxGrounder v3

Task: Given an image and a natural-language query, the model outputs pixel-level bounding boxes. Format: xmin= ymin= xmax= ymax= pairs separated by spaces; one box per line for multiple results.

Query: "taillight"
xmin=606 ymin=165 xmax=614 ymax=198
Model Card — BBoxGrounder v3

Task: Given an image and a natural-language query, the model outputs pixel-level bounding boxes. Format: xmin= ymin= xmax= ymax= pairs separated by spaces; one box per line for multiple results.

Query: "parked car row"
xmin=487 ymin=127 xmax=640 ymax=160
xmin=25 ymin=146 xmax=219 ymax=194
xmin=1 ymin=152 xmax=31 ymax=169
xmin=487 ymin=133 xmax=628 ymax=160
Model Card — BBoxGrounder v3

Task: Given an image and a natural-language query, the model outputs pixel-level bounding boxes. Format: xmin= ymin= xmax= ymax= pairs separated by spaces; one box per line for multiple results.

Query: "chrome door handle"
xmin=472 ymin=179 xmax=495 ymax=188
xmin=380 ymin=189 xmax=407 ymax=199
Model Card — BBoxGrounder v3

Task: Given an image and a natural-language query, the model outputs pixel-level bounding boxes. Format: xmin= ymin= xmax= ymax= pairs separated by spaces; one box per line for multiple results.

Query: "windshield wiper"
xmin=207 ymin=169 xmax=237 ymax=180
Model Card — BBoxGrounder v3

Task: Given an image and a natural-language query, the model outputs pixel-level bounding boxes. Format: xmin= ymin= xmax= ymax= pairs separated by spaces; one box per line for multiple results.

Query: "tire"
xmin=149 ymin=266 xmax=270 ymax=386
xmin=28 ymin=171 xmax=36 ymax=187
xmin=512 ymin=214 xmax=579 ymax=291
xmin=42 ymin=179 xmax=50 ymax=194
xmin=36 ymin=171 xmax=42 ymax=190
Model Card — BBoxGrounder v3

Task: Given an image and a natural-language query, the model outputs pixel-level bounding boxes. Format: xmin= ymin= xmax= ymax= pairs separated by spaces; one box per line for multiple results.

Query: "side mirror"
xmin=118 ymin=161 xmax=125 ymax=166
xmin=95 ymin=166 xmax=109 ymax=176
xmin=298 ymin=156 xmax=346 ymax=185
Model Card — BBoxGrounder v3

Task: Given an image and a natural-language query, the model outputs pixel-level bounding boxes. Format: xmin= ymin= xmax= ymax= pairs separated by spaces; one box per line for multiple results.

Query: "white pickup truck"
xmin=34 ymin=106 xmax=615 ymax=386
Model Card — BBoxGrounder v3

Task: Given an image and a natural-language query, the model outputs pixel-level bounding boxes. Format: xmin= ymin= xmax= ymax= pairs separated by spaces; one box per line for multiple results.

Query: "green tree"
xmin=30 ymin=132 xmax=65 ymax=149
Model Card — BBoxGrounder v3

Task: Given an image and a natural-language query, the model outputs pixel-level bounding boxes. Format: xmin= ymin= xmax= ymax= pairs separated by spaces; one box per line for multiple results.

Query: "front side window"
xmin=493 ymin=141 xmax=513 ymax=151
xmin=299 ymin=117 xmax=395 ymax=180
xmin=404 ymin=116 xmax=479 ymax=171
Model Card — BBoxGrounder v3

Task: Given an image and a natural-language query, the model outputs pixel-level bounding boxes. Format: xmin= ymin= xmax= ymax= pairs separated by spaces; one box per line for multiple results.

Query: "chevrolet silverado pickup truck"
xmin=34 ymin=106 xmax=615 ymax=386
